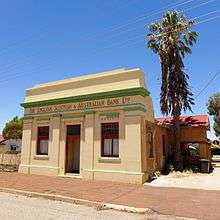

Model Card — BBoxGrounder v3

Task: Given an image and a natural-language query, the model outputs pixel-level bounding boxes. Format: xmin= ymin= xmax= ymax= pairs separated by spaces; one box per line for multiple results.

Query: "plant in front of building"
xmin=207 ymin=92 xmax=220 ymax=137
xmin=154 ymin=170 xmax=161 ymax=177
xmin=2 ymin=116 xmax=23 ymax=140
xmin=168 ymin=163 xmax=174 ymax=173
xmin=147 ymin=11 xmax=198 ymax=171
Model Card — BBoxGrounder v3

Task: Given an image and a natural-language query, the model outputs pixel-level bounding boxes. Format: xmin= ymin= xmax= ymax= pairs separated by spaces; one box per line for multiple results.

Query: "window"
xmin=162 ymin=135 xmax=166 ymax=156
xmin=148 ymin=131 xmax=154 ymax=158
xmin=37 ymin=126 xmax=49 ymax=155
xmin=101 ymin=122 xmax=119 ymax=157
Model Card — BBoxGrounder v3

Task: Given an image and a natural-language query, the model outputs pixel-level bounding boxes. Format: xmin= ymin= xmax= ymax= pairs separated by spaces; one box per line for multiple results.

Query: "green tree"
xmin=147 ymin=11 xmax=198 ymax=171
xmin=2 ymin=116 xmax=23 ymax=140
xmin=207 ymin=93 xmax=220 ymax=137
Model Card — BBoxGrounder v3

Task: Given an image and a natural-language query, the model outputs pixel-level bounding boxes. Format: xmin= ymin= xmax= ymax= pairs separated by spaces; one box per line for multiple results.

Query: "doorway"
xmin=65 ymin=124 xmax=81 ymax=174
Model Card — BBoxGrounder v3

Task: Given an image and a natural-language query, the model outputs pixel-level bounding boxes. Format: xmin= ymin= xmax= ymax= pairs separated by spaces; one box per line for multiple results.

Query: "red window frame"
xmin=101 ymin=122 xmax=119 ymax=157
xmin=37 ymin=126 xmax=49 ymax=155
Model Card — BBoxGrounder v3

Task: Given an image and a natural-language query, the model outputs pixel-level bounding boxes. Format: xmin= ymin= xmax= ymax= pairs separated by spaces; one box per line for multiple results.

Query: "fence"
xmin=0 ymin=153 xmax=21 ymax=172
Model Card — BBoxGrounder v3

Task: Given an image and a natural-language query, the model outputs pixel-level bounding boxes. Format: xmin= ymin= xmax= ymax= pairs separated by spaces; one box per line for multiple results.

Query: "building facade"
xmin=19 ymin=68 xmax=155 ymax=184
xmin=19 ymin=68 xmax=211 ymax=183
xmin=154 ymin=115 xmax=211 ymax=171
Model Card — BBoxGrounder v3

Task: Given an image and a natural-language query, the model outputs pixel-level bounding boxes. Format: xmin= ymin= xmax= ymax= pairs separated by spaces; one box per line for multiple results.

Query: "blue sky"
xmin=0 ymin=0 xmax=219 ymax=139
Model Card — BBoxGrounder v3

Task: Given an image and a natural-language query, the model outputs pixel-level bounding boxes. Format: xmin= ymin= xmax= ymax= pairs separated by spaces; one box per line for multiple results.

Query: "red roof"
xmin=156 ymin=115 xmax=209 ymax=128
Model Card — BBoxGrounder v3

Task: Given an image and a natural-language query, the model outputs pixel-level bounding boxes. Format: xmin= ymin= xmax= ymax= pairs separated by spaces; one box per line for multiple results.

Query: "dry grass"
xmin=0 ymin=146 xmax=6 ymax=154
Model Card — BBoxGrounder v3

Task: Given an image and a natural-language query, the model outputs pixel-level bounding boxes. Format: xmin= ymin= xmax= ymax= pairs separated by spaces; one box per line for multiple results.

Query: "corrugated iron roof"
xmin=156 ymin=115 xmax=209 ymax=128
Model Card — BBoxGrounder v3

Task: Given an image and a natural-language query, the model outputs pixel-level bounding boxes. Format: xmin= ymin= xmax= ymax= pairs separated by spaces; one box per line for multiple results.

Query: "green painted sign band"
xmin=21 ymin=87 xmax=149 ymax=108
xmin=24 ymin=102 xmax=146 ymax=117
xmin=123 ymin=106 xmax=146 ymax=112
xmin=99 ymin=112 xmax=120 ymax=117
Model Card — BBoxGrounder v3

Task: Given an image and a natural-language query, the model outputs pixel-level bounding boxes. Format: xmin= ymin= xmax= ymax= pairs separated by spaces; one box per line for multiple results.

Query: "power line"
xmin=90 ymin=0 xmax=218 ymax=44
xmin=0 ymin=0 xmax=213 ymax=64
xmin=0 ymin=0 xmax=211 ymax=75
xmin=0 ymin=1 xmax=214 ymax=75
xmin=0 ymin=35 xmax=143 ymax=79
xmin=148 ymin=12 xmax=220 ymax=38
xmin=101 ymin=0 xmax=139 ymax=14
xmin=195 ymin=69 xmax=220 ymax=99
xmin=142 ymin=0 xmax=218 ymax=24
xmin=196 ymin=15 xmax=220 ymax=24
xmin=83 ymin=0 xmax=196 ymax=41
xmin=0 ymin=1 xmax=141 ymax=59
xmin=0 ymin=1 xmax=196 ymax=77
xmin=0 ymin=24 xmax=52 ymax=57
xmin=192 ymin=9 xmax=220 ymax=20
xmin=184 ymin=0 xmax=218 ymax=13
xmin=0 ymin=40 xmax=146 ymax=85
xmin=0 ymin=12 xmax=219 ymax=84
xmin=0 ymin=1 xmax=219 ymax=84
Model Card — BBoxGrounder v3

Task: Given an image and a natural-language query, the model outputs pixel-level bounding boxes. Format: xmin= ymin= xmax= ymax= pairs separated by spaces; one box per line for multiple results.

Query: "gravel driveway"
xmin=145 ymin=167 xmax=220 ymax=190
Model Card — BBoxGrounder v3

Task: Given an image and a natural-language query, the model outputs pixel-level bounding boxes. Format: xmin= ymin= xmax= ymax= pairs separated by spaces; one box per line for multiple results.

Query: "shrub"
xmin=168 ymin=163 xmax=174 ymax=173
xmin=154 ymin=170 xmax=161 ymax=177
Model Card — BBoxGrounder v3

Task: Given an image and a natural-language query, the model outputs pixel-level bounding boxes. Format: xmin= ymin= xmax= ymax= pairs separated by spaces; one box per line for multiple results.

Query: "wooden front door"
xmin=65 ymin=124 xmax=81 ymax=174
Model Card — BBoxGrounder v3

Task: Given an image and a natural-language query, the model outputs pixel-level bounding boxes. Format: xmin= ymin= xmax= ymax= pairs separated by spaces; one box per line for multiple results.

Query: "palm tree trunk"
xmin=173 ymin=107 xmax=183 ymax=171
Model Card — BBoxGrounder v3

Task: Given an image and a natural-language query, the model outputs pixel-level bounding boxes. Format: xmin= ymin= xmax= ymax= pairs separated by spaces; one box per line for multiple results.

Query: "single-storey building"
xmin=19 ymin=68 xmax=211 ymax=183
xmin=154 ymin=115 xmax=211 ymax=171
xmin=4 ymin=139 xmax=22 ymax=152
xmin=19 ymin=68 xmax=155 ymax=183
xmin=0 ymin=135 xmax=22 ymax=153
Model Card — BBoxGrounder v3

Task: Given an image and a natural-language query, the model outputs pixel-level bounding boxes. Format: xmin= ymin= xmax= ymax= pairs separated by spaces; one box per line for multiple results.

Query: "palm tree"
xmin=147 ymin=11 xmax=198 ymax=171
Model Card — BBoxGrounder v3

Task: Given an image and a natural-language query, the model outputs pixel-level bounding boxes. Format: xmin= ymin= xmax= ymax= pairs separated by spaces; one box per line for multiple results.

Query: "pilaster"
xmin=50 ymin=114 xmax=61 ymax=172
xmin=82 ymin=113 xmax=95 ymax=179
xmin=19 ymin=117 xmax=33 ymax=174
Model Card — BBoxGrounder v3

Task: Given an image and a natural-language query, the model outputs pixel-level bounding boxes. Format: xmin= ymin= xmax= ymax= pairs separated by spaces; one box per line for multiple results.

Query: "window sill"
xmin=98 ymin=157 xmax=121 ymax=164
xmin=34 ymin=155 xmax=49 ymax=160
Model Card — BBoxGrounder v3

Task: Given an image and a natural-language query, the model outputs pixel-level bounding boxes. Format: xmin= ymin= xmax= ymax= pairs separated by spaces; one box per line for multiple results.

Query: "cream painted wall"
xmin=19 ymin=68 xmax=155 ymax=184
xmin=24 ymin=68 xmax=147 ymax=103
xmin=20 ymin=108 xmax=150 ymax=183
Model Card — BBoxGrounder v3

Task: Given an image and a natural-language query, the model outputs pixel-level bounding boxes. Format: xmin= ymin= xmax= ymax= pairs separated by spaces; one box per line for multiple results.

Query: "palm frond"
xmin=147 ymin=10 xmax=197 ymax=116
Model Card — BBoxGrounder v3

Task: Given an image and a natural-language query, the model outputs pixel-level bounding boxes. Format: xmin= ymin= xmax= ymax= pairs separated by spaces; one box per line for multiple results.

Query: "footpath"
xmin=0 ymin=172 xmax=219 ymax=220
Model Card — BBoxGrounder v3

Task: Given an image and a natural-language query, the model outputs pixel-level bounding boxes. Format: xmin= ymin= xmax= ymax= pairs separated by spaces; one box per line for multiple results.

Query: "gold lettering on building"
xmin=26 ymin=97 xmax=135 ymax=115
